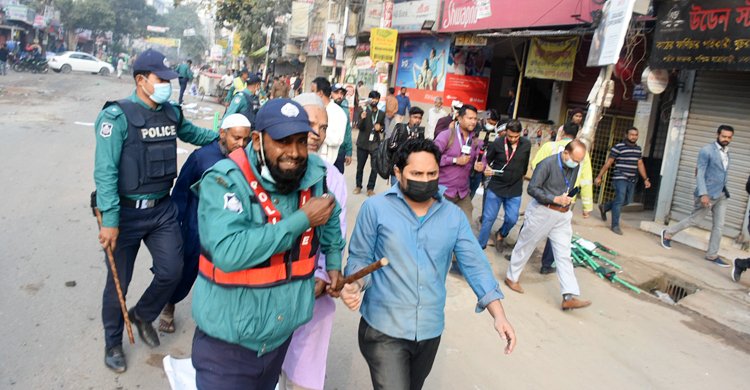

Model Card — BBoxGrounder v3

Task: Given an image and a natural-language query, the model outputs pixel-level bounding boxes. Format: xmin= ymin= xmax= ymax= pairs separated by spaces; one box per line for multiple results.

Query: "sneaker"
xmin=706 ymin=257 xmax=730 ymax=268
xmin=660 ymin=229 xmax=672 ymax=249
xmin=731 ymin=258 xmax=745 ymax=282
xmin=598 ymin=204 xmax=607 ymax=222
xmin=611 ymin=226 xmax=623 ymax=235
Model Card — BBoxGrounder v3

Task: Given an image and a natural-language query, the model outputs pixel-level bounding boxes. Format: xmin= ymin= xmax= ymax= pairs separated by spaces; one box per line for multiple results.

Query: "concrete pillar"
xmin=654 ymin=70 xmax=695 ymax=224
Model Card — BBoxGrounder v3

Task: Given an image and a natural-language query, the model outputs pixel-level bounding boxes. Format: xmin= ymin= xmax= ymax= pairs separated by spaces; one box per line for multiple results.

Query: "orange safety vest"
xmin=198 ymin=148 xmax=318 ymax=288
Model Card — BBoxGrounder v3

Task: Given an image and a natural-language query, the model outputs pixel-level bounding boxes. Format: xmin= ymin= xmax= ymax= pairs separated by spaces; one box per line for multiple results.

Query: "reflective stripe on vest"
xmin=198 ymin=148 xmax=316 ymax=288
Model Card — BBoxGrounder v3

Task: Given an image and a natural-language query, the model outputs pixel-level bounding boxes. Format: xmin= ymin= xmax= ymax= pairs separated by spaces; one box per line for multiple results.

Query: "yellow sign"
xmin=455 ymin=34 xmax=487 ymax=47
xmin=232 ymin=32 xmax=242 ymax=56
xmin=370 ymin=28 xmax=398 ymax=63
xmin=146 ymin=37 xmax=179 ymax=48
xmin=525 ymin=37 xmax=579 ymax=82
xmin=216 ymin=39 xmax=228 ymax=49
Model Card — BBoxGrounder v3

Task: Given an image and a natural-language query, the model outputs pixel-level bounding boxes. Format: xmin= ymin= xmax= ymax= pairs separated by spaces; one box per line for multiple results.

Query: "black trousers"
xmin=168 ymin=249 xmax=199 ymax=305
xmin=356 ymin=147 xmax=378 ymax=190
xmin=541 ymin=238 xmax=555 ymax=269
xmin=192 ymin=327 xmax=292 ymax=390
xmin=102 ymin=199 xmax=183 ymax=349
xmin=358 ymin=318 xmax=441 ymax=390
xmin=178 ymin=77 xmax=188 ymax=104
xmin=334 ymin=147 xmax=346 ymax=174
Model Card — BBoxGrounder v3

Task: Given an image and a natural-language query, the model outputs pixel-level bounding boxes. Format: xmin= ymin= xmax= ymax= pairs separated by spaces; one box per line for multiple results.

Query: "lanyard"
xmin=371 ymin=110 xmax=379 ymax=126
xmin=495 ymin=138 xmax=517 ymax=172
xmin=557 ymin=153 xmax=572 ymax=192
xmin=455 ymin=123 xmax=471 ymax=147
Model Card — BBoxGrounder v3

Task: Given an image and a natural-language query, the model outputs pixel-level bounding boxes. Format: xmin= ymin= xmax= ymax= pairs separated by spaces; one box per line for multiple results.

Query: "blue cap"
xmin=255 ymin=99 xmax=316 ymax=140
xmin=247 ymin=74 xmax=262 ymax=85
xmin=133 ymin=49 xmax=179 ymax=80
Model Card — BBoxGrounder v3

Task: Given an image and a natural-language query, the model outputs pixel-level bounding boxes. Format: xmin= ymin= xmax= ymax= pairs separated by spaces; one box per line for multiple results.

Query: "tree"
xmin=215 ymin=0 xmax=292 ymax=55
xmin=56 ymin=0 xmax=116 ymax=50
xmin=164 ymin=4 xmax=208 ymax=62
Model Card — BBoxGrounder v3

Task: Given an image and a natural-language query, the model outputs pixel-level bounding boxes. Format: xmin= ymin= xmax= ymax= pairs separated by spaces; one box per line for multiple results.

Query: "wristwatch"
xmin=452 ymin=157 xmax=457 ymax=165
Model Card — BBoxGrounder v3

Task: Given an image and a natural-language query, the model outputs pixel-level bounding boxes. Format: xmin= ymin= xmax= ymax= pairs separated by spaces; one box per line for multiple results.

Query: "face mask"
xmin=258 ymin=135 xmax=276 ymax=183
xmin=143 ymin=79 xmax=172 ymax=104
xmin=564 ymin=158 xmax=579 ymax=169
xmin=484 ymin=123 xmax=496 ymax=131
xmin=401 ymin=179 xmax=438 ymax=203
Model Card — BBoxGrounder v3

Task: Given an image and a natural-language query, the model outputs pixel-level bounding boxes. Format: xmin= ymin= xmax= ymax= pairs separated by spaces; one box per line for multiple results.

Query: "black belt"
xmin=120 ymin=195 xmax=169 ymax=209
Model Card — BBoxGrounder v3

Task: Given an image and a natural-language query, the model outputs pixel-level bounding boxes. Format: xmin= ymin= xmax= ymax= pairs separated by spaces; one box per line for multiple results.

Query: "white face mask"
xmin=484 ymin=123 xmax=496 ymax=131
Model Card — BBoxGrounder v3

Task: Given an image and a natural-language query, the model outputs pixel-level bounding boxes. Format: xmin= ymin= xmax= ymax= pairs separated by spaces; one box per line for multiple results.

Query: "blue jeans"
xmin=477 ymin=190 xmax=521 ymax=248
xmin=602 ymin=179 xmax=635 ymax=228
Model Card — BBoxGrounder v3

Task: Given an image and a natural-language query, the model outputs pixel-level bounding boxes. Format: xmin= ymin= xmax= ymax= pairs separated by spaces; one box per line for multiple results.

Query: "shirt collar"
xmin=716 ymin=141 xmax=728 ymax=153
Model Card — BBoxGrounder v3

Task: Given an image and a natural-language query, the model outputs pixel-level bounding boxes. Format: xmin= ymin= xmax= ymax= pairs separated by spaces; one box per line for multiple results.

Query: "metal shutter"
xmin=670 ymin=71 xmax=750 ymax=238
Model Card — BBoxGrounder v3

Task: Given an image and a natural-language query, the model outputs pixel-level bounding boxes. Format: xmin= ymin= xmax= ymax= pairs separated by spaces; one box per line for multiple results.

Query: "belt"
xmin=545 ymin=204 xmax=570 ymax=213
xmin=120 ymin=195 xmax=169 ymax=209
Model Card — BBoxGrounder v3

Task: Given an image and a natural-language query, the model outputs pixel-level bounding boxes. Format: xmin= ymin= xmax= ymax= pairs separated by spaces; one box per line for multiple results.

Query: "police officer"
xmin=224 ymin=73 xmax=262 ymax=126
xmin=94 ymin=48 xmax=218 ymax=373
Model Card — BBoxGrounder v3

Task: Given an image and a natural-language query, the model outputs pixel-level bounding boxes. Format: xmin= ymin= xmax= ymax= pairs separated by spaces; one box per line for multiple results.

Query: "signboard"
xmin=525 ymin=37 xmax=579 ymax=81
xmin=632 ymin=84 xmax=648 ymax=101
xmin=395 ymin=36 xmax=451 ymax=91
xmin=370 ymin=28 xmax=398 ymax=63
xmin=439 ymin=0 xmax=602 ymax=33
xmin=321 ymin=22 xmax=344 ymax=67
xmin=147 ymin=37 xmax=180 ymax=48
xmin=383 ymin=1 xmax=394 ymax=28
xmin=307 ymin=34 xmax=323 ymax=56
xmin=392 ymin=0 xmax=440 ymax=32
xmin=363 ymin=0 xmax=385 ymax=30
xmin=33 ymin=15 xmax=47 ymax=29
xmin=587 ymin=0 xmax=636 ymax=66
xmin=147 ymin=25 xmax=169 ymax=33
xmin=455 ymin=34 xmax=487 ymax=46
xmin=444 ymin=73 xmax=490 ymax=110
xmin=5 ymin=4 xmax=34 ymax=24
xmin=650 ymin=0 xmax=750 ymax=71
xmin=290 ymin=1 xmax=311 ymax=38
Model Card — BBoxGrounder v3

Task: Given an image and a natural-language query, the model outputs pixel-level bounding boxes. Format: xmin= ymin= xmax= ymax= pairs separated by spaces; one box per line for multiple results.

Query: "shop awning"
xmin=249 ymin=46 xmax=268 ymax=58
xmin=478 ymin=29 xmax=593 ymax=38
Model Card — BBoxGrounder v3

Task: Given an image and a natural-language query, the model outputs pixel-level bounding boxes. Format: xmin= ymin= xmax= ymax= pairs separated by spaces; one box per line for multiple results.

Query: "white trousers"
xmin=506 ymin=199 xmax=581 ymax=296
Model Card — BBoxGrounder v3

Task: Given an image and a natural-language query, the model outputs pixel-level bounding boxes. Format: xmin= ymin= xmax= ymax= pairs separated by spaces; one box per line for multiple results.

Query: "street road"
xmin=0 ymin=72 xmax=747 ymax=389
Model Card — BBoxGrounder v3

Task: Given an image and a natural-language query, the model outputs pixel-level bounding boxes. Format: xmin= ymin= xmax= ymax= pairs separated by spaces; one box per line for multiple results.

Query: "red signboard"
xmin=443 ymin=73 xmax=490 ymax=110
xmin=439 ymin=0 xmax=603 ymax=33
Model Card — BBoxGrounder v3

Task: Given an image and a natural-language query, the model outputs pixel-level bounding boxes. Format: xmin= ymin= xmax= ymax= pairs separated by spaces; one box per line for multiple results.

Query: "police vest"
xmin=239 ymin=90 xmax=260 ymax=127
xmin=198 ymin=148 xmax=318 ymax=288
xmin=105 ymin=99 xmax=180 ymax=195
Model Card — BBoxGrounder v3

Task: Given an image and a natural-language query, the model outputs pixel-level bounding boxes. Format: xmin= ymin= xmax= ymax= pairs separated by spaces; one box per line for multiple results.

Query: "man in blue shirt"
xmin=395 ymin=87 xmax=411 ymax=125
xmin=341 ymin=138 xmax=516 ymax=390
xmin=158 ymin=114 xmax=251 ymax=333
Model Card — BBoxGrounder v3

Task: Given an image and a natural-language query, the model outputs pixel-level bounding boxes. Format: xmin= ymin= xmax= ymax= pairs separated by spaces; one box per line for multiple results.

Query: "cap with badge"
xmin=332 ymin=83 xmax=346 ymax=92
xmin=133 ymin=49 xmax=179 ymax=80
xmin=255 ymin=99 xmax=317 ymax=140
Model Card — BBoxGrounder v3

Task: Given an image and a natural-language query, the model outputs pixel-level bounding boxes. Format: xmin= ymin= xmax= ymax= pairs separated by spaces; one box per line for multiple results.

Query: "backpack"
xmin=373 ymin=136 xmax=393 ymax=180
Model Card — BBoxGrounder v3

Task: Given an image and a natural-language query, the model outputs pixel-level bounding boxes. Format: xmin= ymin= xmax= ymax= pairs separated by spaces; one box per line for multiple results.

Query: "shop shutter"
xmin=670 ymin=71 xmax=750 ymax=238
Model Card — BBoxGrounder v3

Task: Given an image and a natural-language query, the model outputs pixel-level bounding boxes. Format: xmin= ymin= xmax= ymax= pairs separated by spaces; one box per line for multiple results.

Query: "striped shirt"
xmin=610 ymin=141 xmax=642 ymax=181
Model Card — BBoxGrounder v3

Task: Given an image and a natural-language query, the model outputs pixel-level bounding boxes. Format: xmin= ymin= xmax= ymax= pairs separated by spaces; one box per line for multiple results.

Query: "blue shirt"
xmin=345 ymin=184 xmax=504 ymax=342
xmin=171 ymin=140 xmax=226 ymax=260
xmin=396 ymin=94 xmax=411 ymax=116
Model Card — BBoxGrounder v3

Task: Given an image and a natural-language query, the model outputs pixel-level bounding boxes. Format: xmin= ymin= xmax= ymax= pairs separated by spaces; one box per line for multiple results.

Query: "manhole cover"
xmin=639 ymin=275 xmax=699 ymax=304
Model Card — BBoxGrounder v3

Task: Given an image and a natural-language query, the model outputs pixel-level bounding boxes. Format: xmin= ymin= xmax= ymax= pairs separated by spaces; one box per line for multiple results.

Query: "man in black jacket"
xmin=731 ymin=174 xmax=750 ymax=282
xmin=355 ymin=91 xmax=385 ymax=196
xmin=387 ymin=107 xmax=425 ymax=184
xmin=475 ymin=120 xmax=531 ymax=250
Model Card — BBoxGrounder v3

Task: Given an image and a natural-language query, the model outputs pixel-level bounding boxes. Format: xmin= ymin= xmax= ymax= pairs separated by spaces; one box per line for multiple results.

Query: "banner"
xmin=392 ymin=0 xmax=441 ymax=32
xmin=395 ymin=36 xmax=451 ymax=91
xmin=443 ymin=73 xmax=490 ymax=110
xmin=362 ymin=0 xmax=384 ymax=30
xmin=146 ymin=37 xmax=179 ymax=48
xmin=525 ymin=37 xmax=579 ymax=81
xmin=290 ymin=2 xmax=311 ymax=38
xmin=587 ymin=0 xmax=636 ymax=66
xmin=370 ymin=28 xmax=398 ymax=63
xmin=307 ymin=34 xmax=323 ymax=56
xmin=321 ymin=22 xmax=344 ymax=67
xmin=650 ymin=0 xmax=750 ymax=71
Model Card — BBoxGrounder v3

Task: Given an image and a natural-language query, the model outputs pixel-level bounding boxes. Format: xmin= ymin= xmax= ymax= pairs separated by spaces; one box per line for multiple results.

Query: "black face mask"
xmin=401 ymin=179 xmax=439 ymax=202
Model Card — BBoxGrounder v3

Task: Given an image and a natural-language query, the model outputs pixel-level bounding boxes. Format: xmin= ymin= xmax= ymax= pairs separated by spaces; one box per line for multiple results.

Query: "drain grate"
xmin=639 ymin=275 xmax=698 ymax=304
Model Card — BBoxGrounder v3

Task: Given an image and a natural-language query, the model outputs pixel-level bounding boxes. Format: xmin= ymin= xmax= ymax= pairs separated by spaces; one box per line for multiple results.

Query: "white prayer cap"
xmin=293 ymin=93 xmax=325 ymax=108
xmin=221 ymin=113 xmax=251 ymax=130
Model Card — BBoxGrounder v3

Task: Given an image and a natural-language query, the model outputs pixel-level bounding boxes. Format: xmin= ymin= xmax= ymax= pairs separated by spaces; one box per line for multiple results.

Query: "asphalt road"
xmin=0 ymin=72 xmax=747 ymax=390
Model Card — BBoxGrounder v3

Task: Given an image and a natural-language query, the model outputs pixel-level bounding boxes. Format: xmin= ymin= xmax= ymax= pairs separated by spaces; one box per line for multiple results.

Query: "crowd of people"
xmin=92 ymin=48 xmax=747 ymax=390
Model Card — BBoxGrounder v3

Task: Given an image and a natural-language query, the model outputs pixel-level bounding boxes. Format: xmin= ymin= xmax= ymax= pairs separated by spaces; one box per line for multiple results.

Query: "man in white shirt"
xmin=426 ymin=97 xmax=448 ymax=140
xmin=312 ymin=77 xmax=346 ymax=164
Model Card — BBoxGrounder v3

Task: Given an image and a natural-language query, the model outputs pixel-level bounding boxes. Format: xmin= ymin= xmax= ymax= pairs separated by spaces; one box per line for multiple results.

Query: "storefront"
xmin=652 ymin=0 xmax=750 ymax=242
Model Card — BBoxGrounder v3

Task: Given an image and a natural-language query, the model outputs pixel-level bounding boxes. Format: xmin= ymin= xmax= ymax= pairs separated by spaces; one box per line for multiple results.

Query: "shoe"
xmin=494 ymin=233 xmax=504 ymax=254
xmin=353 ymin=187 xmax=362 ymax=195
xmin=540 ymin=266 xmax=556 ymax=275
xmin=104 ymin=345 xmax=127 ymax=373
xmin=561 ymin=297 xmax=592 ymax=311
xmin=449 ymin=263 xmax=463 ymax=278
xmin=504 ymin=278 xmax=524 ymax=294
xmin=660 ymin=229 xmax=672 ymax=249
xmin=611 ymin=226 xmax=623 ymax=235
xmin=366 ymin=189 xmax=375 ymax=197
xmin=128 ymin=308 xmax=160 ymax=348
xmin=706 ymin=257 xmax=730 ymax=268
xmin=504 ymin=254 xmax=512 ymax=262
xmin=598 ymin=204 xmax=607 ymax=222
xmin=731 ymin=258 xmax=746 ymax=282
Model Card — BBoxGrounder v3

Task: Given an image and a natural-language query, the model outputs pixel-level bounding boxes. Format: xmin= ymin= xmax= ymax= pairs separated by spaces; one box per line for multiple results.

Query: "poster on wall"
xmin=443 ymin=44 xmax=492 ymax=110
xmin=321 ymin=22 xmax=343 ymax=67
xmin=524 ymin=37 xmax=579 ymax=81
xmin=395 ymin=36 xmax=452 ymax=104
xmin=370 ymin=28 xmax=399 ymax=63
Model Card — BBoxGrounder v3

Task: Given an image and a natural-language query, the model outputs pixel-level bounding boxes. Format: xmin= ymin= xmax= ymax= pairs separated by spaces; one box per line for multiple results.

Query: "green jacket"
xmin=192 ymin=146 xmax=345 ymax=356
xmin=338 ymin=99 xmax=353 ymax=157
xmin=176 ymin=63 xmax=193 ymax=80
xmin=93 ymin=92 xmax=218 ymax=227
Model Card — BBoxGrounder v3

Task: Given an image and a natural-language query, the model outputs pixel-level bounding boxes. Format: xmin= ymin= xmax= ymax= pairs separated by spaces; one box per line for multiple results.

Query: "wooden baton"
xmin=332 ymin=258 xmax=389 ymax=292
xmin=95 ymin=209 xmax=135 ymax=345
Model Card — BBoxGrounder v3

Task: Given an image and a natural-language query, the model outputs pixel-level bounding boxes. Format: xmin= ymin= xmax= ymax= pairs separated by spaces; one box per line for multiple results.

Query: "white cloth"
xmin=506 ymin=199 xmax=581 ymax=296
xmin=220 ymin=74 xmax=233 ymax=89
xmin=426 ymin=107 xmax=448 ymax=140
xmin=321 ymin=101 xmax=347 ymax=164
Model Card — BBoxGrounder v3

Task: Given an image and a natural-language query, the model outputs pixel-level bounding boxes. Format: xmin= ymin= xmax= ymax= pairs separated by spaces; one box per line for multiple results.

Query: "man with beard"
xmin=387 ymin=107 xmax=425 ymax=184
xmin=355 ymin=91 xmax=385 ymax=196
xmin=280 ymin=93 xmax=348 ymax=390
xmin=191 ymin=99 xmax=345 ymax=389
xmin=158 ymin=114 xmax=251 ymax=334
xmin=661 ymin=125 xmax=734 ymax=267
xmin=331 ymin=83 xmax=353 ymax=174
xmin=595 ymin=127 xmax=651 ymax=235
xmin=340 ymin=138 xmax=516 ymax=390
xmin=311 ymin=77 xmax=346 ymax=165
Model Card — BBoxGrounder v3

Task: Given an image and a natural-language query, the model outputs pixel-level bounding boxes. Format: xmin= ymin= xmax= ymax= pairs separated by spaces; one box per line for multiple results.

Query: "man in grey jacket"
xmin=661 ymin=125 xmax=734 ymax=267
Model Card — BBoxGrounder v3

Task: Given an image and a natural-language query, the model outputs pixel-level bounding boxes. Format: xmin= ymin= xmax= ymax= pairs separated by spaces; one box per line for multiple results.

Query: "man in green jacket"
xmin=191 ymin=98 xmax=345 ymax=390
xmin=223 ymin=73 xmax=262 ymax=127
xmin=175 ymin=59 xmax=193 ymax=104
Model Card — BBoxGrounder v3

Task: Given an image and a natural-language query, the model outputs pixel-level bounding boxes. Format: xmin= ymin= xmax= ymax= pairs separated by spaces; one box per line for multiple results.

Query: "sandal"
xmin=159 ymin=304 xmax=176 ymax=333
